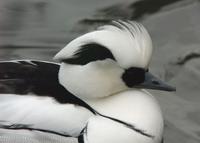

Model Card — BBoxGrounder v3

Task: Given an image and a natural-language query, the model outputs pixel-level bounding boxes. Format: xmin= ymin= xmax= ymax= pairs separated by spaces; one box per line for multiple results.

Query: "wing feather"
xmin=0 ymin=60 xmax=95 ymax=137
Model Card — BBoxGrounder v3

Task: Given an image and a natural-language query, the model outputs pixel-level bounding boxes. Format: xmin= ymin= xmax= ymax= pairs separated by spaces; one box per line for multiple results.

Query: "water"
xmin=0 ymin=0 xmax=134 ymax=61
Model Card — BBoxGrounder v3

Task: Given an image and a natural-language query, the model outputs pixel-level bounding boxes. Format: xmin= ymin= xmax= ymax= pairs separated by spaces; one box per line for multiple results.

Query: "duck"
xmin=0 ymin=20 xmax=175 ymax=143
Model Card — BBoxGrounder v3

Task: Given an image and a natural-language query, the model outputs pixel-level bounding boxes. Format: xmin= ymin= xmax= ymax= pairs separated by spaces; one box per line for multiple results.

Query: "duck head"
xmin=54 ymin=20 xmax=175 ymax=100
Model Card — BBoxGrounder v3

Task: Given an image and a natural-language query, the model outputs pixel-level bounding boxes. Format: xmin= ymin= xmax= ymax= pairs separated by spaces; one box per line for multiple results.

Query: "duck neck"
xmin=80 ymin=89 xmax=147 ymax=115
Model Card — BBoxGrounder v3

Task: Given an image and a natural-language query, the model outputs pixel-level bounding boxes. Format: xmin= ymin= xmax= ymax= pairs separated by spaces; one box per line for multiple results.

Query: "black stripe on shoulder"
xmin=62 ymin=43 xmax=116 ymax=65
xmin=78 ymin=123 xmax=88 ymax=143
xmin=0 ymin=60 xmax=96 ymax=114
xmin=0 ymin=60 xmax=60 ymax=94
xmin=98 ymin=113 xmax=154 ymax=139
xmin=0 ymin=123 xmax=71 ymax=137
xmin=161 ymin=137 xmax=164 ymax=143
xmin=78 ymin=134 xmax=84 ymax=143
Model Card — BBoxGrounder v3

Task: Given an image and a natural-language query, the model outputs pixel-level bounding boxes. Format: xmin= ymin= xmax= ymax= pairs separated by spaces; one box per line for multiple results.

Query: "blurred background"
xmin=0 ymin=0 xmax=200 ymax=143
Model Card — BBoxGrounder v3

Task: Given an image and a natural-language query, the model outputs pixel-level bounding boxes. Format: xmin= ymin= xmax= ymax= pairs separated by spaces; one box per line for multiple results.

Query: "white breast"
xmin=84 ymin=89 xmax=164 ymax=143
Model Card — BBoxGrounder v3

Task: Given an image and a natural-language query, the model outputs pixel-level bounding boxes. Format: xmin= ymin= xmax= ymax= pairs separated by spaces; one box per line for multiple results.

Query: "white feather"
xmin=54 ymin=21 xmax=152 ymax=69
xmin=55 ymin=21 xmax=154 ymax=99
xmin=59 ymin=59 xmax=127 ymax=99
xmin=84 ymin=116 xmax=153 ymax=143
xmin=0 ymin=94 xmax=93 ymax=137
xmin=0 ymin=21 xmax=165 ymax=143
xmin=0 ymin=60 xmax=60 ymax=65
xmin=0 ymin=129 xmax=77 ymax=143
xmin=84 ymin=89 xmax=163 ymax=143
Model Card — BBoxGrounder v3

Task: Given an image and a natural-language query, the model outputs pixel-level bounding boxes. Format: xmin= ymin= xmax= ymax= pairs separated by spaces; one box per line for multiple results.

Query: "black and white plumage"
xmin=0 ymin=20 xmax=175 ymax=143
xmin=0 ymin=60 xmax=95 ymax=138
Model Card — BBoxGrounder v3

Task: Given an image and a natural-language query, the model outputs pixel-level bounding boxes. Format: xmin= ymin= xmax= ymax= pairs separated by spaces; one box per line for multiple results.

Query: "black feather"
xmin=0 ymin=60 xmax=96 ymax=114
xmin=62 ymin=43 xmax=116 ymax=65
xmin=0 ymin=123 xmax=71 ymax=137
xmin=122 ymin=67 xmax=145 ymax=87
xmin=98 ymin=113 xmax=154 ymax=139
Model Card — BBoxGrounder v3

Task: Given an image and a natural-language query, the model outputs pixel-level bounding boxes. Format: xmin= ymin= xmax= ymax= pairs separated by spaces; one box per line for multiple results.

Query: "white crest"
xmin=54 ymin=20 xmax=154 ymax=99
xmin=54 ymin=20 xmax=153 ymax=69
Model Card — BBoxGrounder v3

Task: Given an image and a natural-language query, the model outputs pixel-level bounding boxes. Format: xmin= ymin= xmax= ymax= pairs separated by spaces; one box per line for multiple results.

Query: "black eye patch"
xmin=122 ymin=67 xmax=145 ymax=87
xmin=62 ymin=43 xmax=116 ymax=65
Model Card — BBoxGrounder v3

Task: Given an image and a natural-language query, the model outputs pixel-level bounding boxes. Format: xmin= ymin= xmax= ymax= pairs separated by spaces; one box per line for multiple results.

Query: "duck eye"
xmin=62 ymin=43 xmax=116 ymax=65
xmin=122 ymin=67 xmax=145 ymax=87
